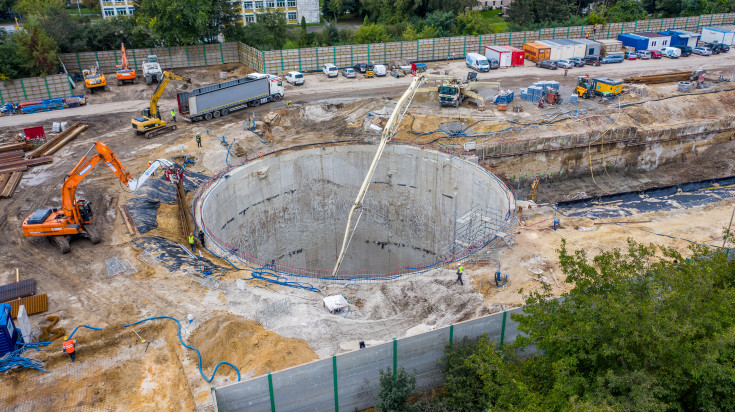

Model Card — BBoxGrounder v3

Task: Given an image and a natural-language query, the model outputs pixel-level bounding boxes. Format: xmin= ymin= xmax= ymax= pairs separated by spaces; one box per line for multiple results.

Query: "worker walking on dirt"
xmin=188 ymin=232 xmax=196 ymax=252
xmin=456 ymin=263 xmax=464 ymax=285
xmin=196 ymin=133 xmax=202 ymax=148
xmin=62 ymin=336 xmax=77 ymax=363
xmin=564 ymin=67 xmax=568 ymax=77
xmin=198 ymin=229 xmax=205 ymax=247
xmin=171 ymin=109 xmax=177 ymax=123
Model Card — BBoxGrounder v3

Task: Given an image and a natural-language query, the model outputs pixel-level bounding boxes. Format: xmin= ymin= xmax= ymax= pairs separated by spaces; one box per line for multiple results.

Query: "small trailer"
xmin=177 ymin=73 xmax=284 ymax=122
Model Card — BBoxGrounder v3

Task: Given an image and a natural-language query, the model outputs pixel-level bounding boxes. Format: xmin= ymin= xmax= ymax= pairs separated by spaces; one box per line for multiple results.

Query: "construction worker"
xmin=171 ymin=109 xmax=177 ymax=123
xmin=62 ymin=336 xmax=77 ymax=363
xmin=188 ymin=232 xmax=196 ymax=252
xmin=198 ymin=229 xmax=205 ymax=247
xmin=456 ymin=263 xmax=464 ymax=285
xmin=196 ymin=133 xmax=202 ymax=148
xmin=564 ymin=67 xmax=568 ymax=77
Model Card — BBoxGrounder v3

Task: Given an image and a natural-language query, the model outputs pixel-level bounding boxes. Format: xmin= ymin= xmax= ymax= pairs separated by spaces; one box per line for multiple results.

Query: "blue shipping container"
xmin=0 ymin=304 xmax=19 ymax=356
xmin=617 ymin=33 xmax=649 ymax=51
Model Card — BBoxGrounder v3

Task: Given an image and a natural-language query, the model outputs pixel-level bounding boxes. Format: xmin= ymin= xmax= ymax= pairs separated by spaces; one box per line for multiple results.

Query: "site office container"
xmin=522 ymin=42 xmax=551 ymax=62
xmin=484 ymin=46 xmax=512 ymax=68
xmin=636 ymin=32 xmax=672 ymax=50
xmin=540 ymin=40 xmax=575 ymax=59
xmin=554 ymin=39 xmax=586 ymax=58
xmin=573 ymin=38 xmax=602 ymax=56
xmin=537 ymin=41 xmax=563 ymax=60
xmin=617 ymin=33 xmax=649 ymax=51
xmin=701 ymin=26 xmax=735 ymax=45
xmin=503 ymin=46 xmax=525 ymax=66
xmin=659 ymin=30 xmax=700 ymax=48
xmin=592 ymin=77 xmax=623 ymax=95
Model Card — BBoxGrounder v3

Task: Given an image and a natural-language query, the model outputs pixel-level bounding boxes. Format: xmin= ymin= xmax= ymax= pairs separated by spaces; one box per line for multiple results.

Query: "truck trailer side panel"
xmin=190 ymin=79 xmax=269 ymax=116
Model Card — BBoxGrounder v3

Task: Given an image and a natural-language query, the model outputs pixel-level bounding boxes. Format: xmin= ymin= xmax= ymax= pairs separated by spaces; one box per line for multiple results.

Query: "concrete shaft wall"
xmin=214 ymin=307 xmax=525 ymax=411
xmin=198 ymin=144 xmax=514 ymax=276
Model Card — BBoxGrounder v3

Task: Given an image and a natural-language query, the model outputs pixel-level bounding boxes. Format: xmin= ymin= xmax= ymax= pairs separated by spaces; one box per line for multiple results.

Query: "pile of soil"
xmin=188 ymin=313 xmax=318 ymax=378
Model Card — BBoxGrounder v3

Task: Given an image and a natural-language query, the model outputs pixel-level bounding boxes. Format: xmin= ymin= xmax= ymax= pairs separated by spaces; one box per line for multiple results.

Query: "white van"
xmin=373 ymin=64 xmax=387 ymax=76
xmin=466 ymin=53 xmax=490 ymax=72
xmin=322 ymin=63 xmax=338 ymax=77
xmin=661 ymin=47 xmax=681 ymax=58
xmin=285 ymin=71 xmax=304 ymax=85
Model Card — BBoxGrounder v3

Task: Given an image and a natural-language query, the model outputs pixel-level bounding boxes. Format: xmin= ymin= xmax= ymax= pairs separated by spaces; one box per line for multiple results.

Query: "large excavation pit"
xmin=196 ymin=144 xmax=516 ymax=280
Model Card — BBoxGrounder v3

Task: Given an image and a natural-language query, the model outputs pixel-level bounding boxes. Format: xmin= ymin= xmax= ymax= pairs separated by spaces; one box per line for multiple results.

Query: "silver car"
xmin=692 ymin=46 xmax=712 ymax=56
xmin=341 ymin=68 xmax=356 ymax=78
xmin=555 ymin=59 xmax=574 ymax=69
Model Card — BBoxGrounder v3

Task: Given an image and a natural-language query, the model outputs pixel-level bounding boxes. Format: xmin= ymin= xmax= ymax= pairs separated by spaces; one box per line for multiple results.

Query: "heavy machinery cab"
xmin=438 ymin=85 xmax=460 ymax=106
xmin=366 ymin=64 xmax=374 ymax=77
xmin=77 ymin=200 xmax=93 ymax=223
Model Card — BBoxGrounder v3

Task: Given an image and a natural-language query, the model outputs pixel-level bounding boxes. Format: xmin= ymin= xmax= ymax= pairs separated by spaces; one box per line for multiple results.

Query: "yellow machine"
xmin=131 ymin=71 xmax=191 ymax=138
xmin=418 ymin=75 xmax=500 ymax=108
xmin=366 ymin=63 xmax=374 ymax=78
xmin=83 ymin=66 xmax=106 ymax=93
xmin=575 ymin=76 xmax=622 ymax=99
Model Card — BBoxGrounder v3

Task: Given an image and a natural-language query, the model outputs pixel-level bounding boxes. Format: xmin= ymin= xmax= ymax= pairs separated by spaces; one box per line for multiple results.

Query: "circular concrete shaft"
xmin=197 ymin=144 xmax=515 ymax=279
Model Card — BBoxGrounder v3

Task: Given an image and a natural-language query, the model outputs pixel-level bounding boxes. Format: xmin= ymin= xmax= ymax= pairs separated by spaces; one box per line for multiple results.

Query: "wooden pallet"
xmin=0 ymin=171 xmax=23 ymax=198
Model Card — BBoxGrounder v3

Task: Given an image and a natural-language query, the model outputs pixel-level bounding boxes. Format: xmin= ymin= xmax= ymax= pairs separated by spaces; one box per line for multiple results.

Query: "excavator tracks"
xmin=144 ymin=125 xmax=176 ymax=139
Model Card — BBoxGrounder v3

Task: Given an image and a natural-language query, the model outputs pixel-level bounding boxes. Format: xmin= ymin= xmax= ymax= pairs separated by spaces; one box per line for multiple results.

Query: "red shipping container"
xmin=504 ymin=46 xmax=526 ymax=66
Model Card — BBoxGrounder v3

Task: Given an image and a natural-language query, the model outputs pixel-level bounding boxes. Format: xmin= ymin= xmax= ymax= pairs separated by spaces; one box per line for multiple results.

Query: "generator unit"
xmin=0 ymin=303 xmax=20 ymax=356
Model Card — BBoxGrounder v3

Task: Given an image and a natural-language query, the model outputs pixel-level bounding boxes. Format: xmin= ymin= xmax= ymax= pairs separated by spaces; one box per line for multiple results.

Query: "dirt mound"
xmin=188 ymin=313 xmax=318 ymax=377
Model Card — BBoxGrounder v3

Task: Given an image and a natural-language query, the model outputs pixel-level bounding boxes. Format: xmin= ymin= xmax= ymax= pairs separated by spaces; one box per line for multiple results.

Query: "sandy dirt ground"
xmin=0 ymin=55 xmax=735 ymax=410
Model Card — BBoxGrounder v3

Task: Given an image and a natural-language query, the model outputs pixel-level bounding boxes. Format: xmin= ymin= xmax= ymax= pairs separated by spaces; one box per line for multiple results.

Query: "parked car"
xmin=285 ymin=71 xmax=304 ymax=85
xmin=584 ymin=55 xmax=602 ymax=66
xmin=602 ymin=54 xmax=624 ymax=63
xmin=555 ymin=59 xmax=574 ymax=68
xmin=693 ymin=46 xmax=713 ymax=56
xmin=705 ymin=42 xmax=729 ymax=54
xmin=322 ymin=63 xmax=338 ymax=77
xmin=649 ymin=50 xmax=663 ymax=59
xmin=636 ymin=50 xmax=652 ymax=59
xmin=674 ymin=46 xmax=692 ymax=57
xmin=341 ymin=68 xmax=356 ymax=78
xmin=487 ymin=57 xmax=500 ymax=70
xmin=624 ymin=51 xmax=638 ymax=60
xmin=661 ymin=47 xmax=681 ymax=58
xmin=536 ymin=60 xmax=558 ymax=70
xmin=353 ymin=63 xmax=367 ymax=73
xmin=568 ymin=57 xmax=586 ymax=67
xmin=373 ymin=64 xmax=387 ymax=76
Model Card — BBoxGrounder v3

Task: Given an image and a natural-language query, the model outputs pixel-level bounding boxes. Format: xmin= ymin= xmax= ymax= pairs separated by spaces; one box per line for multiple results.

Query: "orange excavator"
xmin=116 ymin=43 xmax=138 ymax=86
xmin=22 ymin=142 xmax=139 ymax=253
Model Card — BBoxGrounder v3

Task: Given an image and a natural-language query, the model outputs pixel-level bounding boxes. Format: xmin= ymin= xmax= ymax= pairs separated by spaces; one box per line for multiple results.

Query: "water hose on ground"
xmin=124 ymin=316 xmax=241 ymax=383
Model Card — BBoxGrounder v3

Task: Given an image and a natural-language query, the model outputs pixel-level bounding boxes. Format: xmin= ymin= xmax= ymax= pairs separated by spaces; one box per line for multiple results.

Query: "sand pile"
xmin=188 ymin=313 xmax=318 ymax=377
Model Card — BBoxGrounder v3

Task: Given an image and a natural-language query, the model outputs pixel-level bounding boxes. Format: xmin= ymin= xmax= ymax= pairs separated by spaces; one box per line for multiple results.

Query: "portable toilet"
xmin=522 ymin=42 xmax=551 ymax=62
xmin=484 ymin=45 xmax=512 ymax=68
xmin=539 ymin=40 xmax=574 ymax=59
xmin=701 ymin=26 xmax=735 ymax=45
xmin=0 ymin=304 xmax=19 ymax=356
xmin=503 ymin=46 xmax=525 ymax=66
xmin=658 ymin=30 xmax=700 ymax=48
xmin=574 ymin=38 xmax=603 ymax=56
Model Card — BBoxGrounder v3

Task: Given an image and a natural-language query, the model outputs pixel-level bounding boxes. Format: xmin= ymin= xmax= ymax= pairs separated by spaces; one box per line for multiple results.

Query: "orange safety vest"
xmin=63 ymin=339 xmax=76 ymax=353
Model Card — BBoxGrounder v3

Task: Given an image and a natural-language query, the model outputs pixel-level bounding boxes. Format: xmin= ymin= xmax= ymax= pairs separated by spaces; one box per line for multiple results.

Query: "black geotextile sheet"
xmin=132 ymin=235 xmax=226 ymax=273
xmin=557 ymin=175 xmax=735 ymax=219
xmin=125 ymin=166 xmax=209 ymax=234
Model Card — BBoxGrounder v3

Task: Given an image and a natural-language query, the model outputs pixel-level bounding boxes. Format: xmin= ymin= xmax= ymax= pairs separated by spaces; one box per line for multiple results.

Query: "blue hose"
xmin=250 ymin=267 xmax=321 ymax=293
xmin=123 ymin=316 xmax=241 ymax=382
xmin=68 ymin=325 xmax=103 ymax=339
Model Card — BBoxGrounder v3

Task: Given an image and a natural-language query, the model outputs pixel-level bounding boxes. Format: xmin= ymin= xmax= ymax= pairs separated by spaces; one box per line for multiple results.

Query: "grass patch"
xmin=479 ymin=10 xmax=509 ymax=32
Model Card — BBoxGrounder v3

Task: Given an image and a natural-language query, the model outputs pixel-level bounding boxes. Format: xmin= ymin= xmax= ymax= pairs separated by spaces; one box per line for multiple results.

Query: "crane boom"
xmin=332 ymin=74 xmax=431 ymax=276
xmin=121 ymin=43 xmax=130 ymax=70
xmin=149 ymin=71 xmax=191 ymax=119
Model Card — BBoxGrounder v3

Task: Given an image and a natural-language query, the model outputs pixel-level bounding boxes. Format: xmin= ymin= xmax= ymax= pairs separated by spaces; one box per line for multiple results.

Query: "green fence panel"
xmin=44 ymin=77 xmax=51 ymax=99
xmin=500 ymin=311 xmax=508 ymax=347
xmin=332 ymin=356 xmax=339 ymax=412
xmin=20 ymin=79 xmax=27 ymax=100
xmin=392 ymin=339 xmax=397 ymax=381
xmin=202 ymin=44 xmax=208 ymax=66
xmin=268 ymin=373 xmax=276 ymax=412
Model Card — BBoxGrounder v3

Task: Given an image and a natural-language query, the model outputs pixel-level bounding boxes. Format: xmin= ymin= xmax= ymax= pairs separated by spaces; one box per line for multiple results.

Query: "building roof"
xmin=664 ymin=29 xmax=701 ymax=37
xmin=705 ymin=25 xmax=735 ymax=33
xmin=634 ymin=32 xmax=670 ymax=38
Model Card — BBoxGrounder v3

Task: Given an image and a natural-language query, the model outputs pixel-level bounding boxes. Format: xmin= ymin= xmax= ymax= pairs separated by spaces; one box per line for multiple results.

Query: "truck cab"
xmin=143 ymin=55 xmax=163 ymax=85
xmin=438 ymin=84 xmax=461 ymax=107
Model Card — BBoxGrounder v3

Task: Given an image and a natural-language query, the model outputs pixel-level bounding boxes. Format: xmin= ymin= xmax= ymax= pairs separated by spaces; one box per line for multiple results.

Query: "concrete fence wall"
xmin=261 ymin=12 xmax=735 ymax=74
xmin=59 ymin=42 xmax=240 ymax=74
xmin=213 ymin=307 xmax=525 ymax=412
xmin=0 ymin=74 xmax=73 ymax=105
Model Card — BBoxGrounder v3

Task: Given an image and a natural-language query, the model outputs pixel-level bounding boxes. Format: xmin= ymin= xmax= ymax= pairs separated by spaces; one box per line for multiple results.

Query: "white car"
xmin=285 ymin=71 xmax=304 ymax=85
xmin=373 ymin=64 xmax=387 ymax=76
xmin=322 ymin=63 xmax=338 ymax=77
xmin=692 ymin=46 xmax=712 ymax=56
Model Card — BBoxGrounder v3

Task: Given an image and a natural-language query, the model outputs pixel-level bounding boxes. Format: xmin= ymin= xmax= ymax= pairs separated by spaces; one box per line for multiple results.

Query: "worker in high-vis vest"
xmin=188 ymin=232 xmax=195 ymax=252
xmin=171 ymin=109 xmax=177 ymax=123
xmin=62 ymin=336 xmax=77 ymax=363
xmin=456 ymin=263 xmax=464 ymax=286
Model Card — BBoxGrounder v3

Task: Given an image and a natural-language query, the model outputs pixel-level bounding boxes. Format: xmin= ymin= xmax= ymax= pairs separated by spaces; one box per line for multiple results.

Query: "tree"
xmin=17 ymin=24 xmax=57 ymax=75
xmin=81 ymin=0 xmax=98 ymax=11
xmin=256 ymin=10 xmax=287 ymax=49
xmin=327 ymin=0 xmax=343 ymax=19
xmin=454 ymin=10 xmax=487 ymax=35
xmin=134 ymin=0 xmax=211 ymax=45
xmin=401 ymin=25 xmax=419 ymax=41
xmin=14 ymin=0 xmax=63 ymax=16
xmin=206 ymin=0 xmax=240 ymax=42
xmin=423 ymin=10 xmax=454 ymax=37
xmin=353 ymin=23 xmax=389 ymax=43
xmin=606 ymin=0 xmax=647 ymax=22
xmin=376 ymin=367 xmax=416 ymax=412
xmin=0 ymin=31 xmax=28 ymax=79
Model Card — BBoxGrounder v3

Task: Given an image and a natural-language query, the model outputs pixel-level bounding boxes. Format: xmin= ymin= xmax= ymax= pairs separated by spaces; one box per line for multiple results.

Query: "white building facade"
xmin=99 ymin=0 xmax=135 ymax=19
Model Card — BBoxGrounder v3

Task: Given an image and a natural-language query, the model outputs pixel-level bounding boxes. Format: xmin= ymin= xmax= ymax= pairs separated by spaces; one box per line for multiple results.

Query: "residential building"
xmin=100 ymin=0 xmax=135 ymax=19
xmin=100 ymin=0 xmax=321 ymax=24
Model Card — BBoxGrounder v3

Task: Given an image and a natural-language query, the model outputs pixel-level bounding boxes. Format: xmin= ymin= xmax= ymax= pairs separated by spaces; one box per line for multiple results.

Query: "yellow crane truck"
xmin=575 ymin=76 xmax=622 ymax=99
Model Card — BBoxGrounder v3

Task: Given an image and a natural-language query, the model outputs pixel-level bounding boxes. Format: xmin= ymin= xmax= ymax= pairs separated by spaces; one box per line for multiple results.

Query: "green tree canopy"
xmin=353 ymin=23 xmax=389 ymax=43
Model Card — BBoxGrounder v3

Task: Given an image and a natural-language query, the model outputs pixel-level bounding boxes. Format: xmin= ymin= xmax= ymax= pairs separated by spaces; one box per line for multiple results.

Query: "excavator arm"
xmin=149 ymin=71 xmax=191 ymax=119
xmin=121 ymin=43 xmax=129 ymax=70
xmin=61 ymin=142 xmax=136 ymax=223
